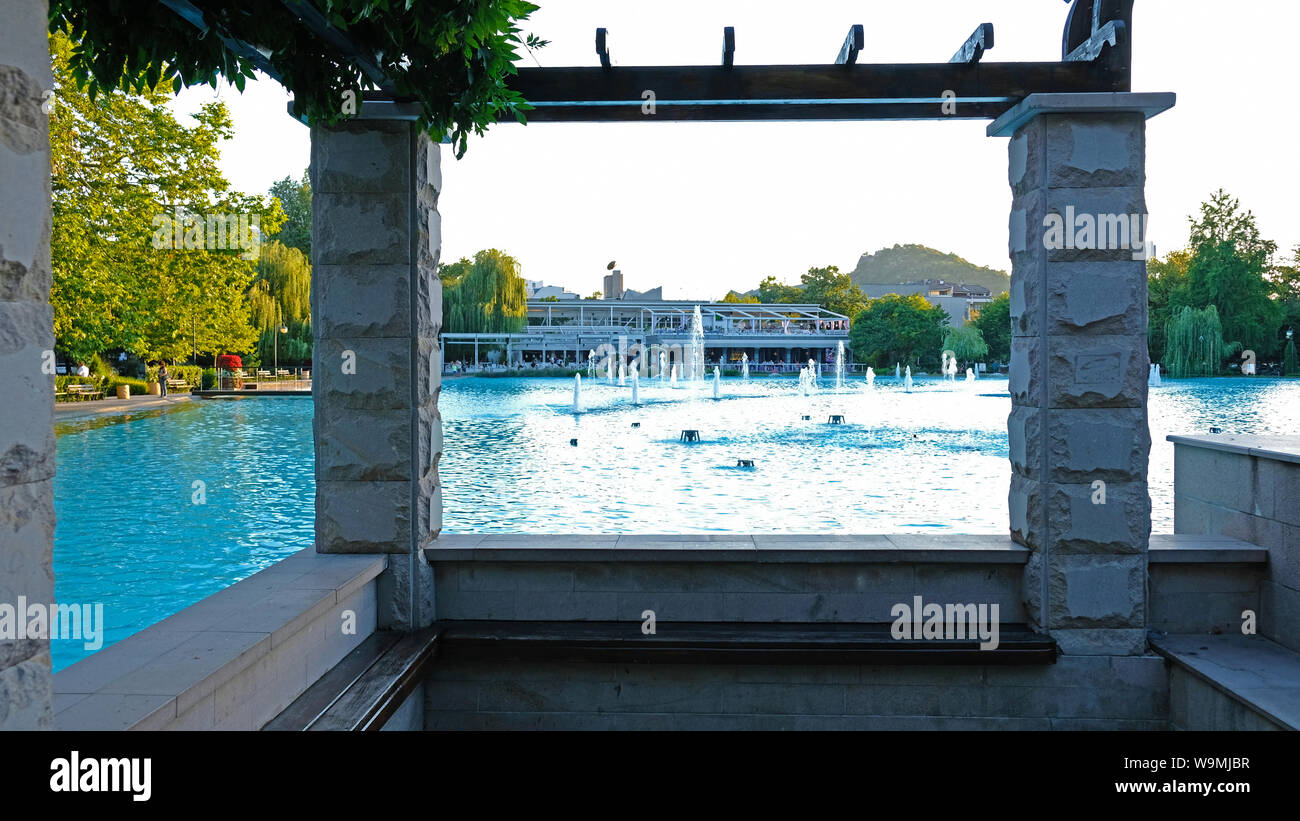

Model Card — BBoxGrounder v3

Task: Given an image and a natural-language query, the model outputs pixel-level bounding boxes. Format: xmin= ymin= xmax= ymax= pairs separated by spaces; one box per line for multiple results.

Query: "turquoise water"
xmin=51 ymin=376 xmax=1300 ymax=670
xmin=52 ymin=399 xmax=314 ymax=671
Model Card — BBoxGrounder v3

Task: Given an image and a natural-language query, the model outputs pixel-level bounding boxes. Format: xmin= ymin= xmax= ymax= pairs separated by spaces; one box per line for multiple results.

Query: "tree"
xmin=1185 ymin=190 xmax=1282 ymax=358
xmin=1147 ymin=249 xmax=1192 ymax=363
xmin=269 ymin=172 xmax=311 ymax=259
xmin=943 ymin=325 xmax=988 ymax=369
xmin=49 ymin=0 xmax=547 ymax=158
xmin=720 ymin=290 xmax=759 ymax=304
xmin=757 ymin=276 xmax=803 ymax=304
xmin=971 ymin=291 xmax=1011 ymax=363
xmin=441 ymin=249 xmax=526 ymax=358
xmin=800 ymin=265 xmax=868 ymax=318
xmin=249 ymin=241 xmax=313 ymax=365
xmin=48 ymin=30 xmax=283 ymax=364
xmin=1164 ymin=305 xmax=1237 ymax=378
xmin=849 ymin=294 xmax=949 ymax=370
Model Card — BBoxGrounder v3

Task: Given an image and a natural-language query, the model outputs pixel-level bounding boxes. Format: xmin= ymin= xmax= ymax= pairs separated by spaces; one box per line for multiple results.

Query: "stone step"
xmin=1150 ymin=633 xmax=1300 ymax=731
xmin=1148 ymin=533 xmax=1267 ymax=564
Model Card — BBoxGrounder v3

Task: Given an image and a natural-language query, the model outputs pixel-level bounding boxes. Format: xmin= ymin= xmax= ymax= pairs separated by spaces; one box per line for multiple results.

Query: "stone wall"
xmin=1171 ymin=436 xmax=1300 ymax=653
xmin=994 ymin=94 xmax=1174 ymax=656
xmin=0 ymin=0 xmax=54 ymax=730
xmin=311 ymin=119 xmax=442 ymax=629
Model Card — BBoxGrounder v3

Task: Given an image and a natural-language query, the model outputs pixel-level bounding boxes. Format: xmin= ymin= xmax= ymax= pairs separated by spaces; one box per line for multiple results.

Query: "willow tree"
xmin=248 ymin=240 xmax=312 ymax=365
xmin=1163 ymin=305 xmax=1238 ymax=378
xmin=441 ymin=249 xmax=527 ymax=360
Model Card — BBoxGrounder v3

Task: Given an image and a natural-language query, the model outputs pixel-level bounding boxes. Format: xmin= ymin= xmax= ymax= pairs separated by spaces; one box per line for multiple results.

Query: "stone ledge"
xmin=423 ymin=534 xmax=1030 ymax=564
xmin=1150 ymin=633 xmax=1300 ymax=731
xmin=988 ymin=91 xmax=1176 ymax=137
xmin=1147 ymin=534 xmax=1268 ymax=564
xmin=52 ymin=549 xmax=386 ymax=730
xmin=1168 ymin=433 xmax=1300 ymax=466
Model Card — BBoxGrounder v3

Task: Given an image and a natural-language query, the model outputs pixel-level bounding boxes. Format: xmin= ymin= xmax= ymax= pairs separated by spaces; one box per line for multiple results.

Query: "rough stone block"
xmin=1009 ymin=259 xmax=1148 ymax=339
xmin=0 ymin=300 xmax=53 ymax=485
xmin=314 ymin=405 xmax=409 ymax=482
xmin=377 ymin=552 xmax=435 ymax=629
xmin=310 ymin=120 xmax=410 ymax=194
xmin=312 ymin=191 xmax=409 ymax=266
xmin=0 ymin=655 xmax=51 ymax=730
xmin=315 ymin=480 xmax=409 ymax=554
xmin=1043 ymin=114 xmax=1146 ymax=190
xmin=313 ymin=336 xmax=410 ymax=410
xmin=0 ymin=140 xmax=52 ymax=302
xmin=1052 ymin=628 xmax=1148 ymax=656
xmin=1011 ymin=334 xmax=1149 ymax=409
xmin=1048 ymin=553 xmax=1146 ymax=628
xmin=313 ymin=263 xmax=411 ymax=339
xmin=1009 ymin=406 xmax=1149 ymax=484
xmin=0 ymin=478 xmax=54 ymax=608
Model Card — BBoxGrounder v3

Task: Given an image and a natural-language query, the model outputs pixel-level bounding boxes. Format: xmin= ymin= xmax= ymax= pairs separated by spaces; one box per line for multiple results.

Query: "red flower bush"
xmin=216 ymin=354 xmax=243 ymax=370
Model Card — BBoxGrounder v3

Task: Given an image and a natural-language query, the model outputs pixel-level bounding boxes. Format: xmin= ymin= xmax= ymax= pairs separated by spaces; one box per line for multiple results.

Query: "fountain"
xmin=808 ymin=358 xmax=818 ymax=389
xmin=631 ymin=369 xmax=639 ymax=404
xmin=688 ymin=305 xmax=705 ymax=381
xmin=713 ymin=366 xmax=721 ymax=399
xmin=1149 ymin=363 xmax=1162 ymax=386
xmin=659 ymin=349 xmax=668 ymax=382
xmin=866 ymin=366 xmax=876 ymax=387
xmin=587 ymin=350 xmax=596 ymax=379
xmin=965 ymin=367 xmax=975 ymax=384
xmin=834 ymin=341 xmax=845 ymax=391
xmin=607 ymin=351 xmax=615 ymax=383
xmin=798 ymin=366 xmax=810 ymax=396
xmin=895 ymin=363 xmax=901 ymax=379
xmin=741 ymin=353 xmax=749 ymax=380
xmin=572 ymin=373 xmax=581 ymax=412
xmin=670 ymin=363 xmax=678 ymax=388
xmin=618 ymin=360 xmax=626 ymax=386
xmin=904 ymin=365 xmax=913 ymax=393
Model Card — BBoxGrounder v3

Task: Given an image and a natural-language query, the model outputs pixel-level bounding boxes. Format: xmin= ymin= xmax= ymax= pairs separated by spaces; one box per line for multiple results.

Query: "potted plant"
xmin=216 ymin=354 xmax=244 ymax=389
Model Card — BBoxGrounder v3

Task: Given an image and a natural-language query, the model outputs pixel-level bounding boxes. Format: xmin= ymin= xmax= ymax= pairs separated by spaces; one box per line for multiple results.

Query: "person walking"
xmin=158 ymin=360 xmax=169 ymax=397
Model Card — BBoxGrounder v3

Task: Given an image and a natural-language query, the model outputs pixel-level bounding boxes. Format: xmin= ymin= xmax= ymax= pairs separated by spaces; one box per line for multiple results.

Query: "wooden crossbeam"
xmin=1064 ymin=20 xmax=1125 ymax=62
xmin=950 ymin=23 xmax=994 ymax=64
xmin=507 ymin=60 xmax=1121 ymax=122
xmin=596 ymin=27 xmax=611 ymax=68
xmin=835 ymin=24 xmax=864 ymax=65
xmin=281 ymin=0 xmax=393 ymax=91
xmin=158 ymin=0 xmax=282 ymax=81
xmin=723 ymin=26 xmax=735 ymax=67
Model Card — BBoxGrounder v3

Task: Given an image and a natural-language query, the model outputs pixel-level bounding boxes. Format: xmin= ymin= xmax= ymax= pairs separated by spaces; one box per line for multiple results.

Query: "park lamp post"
xmin=274 ymin=303 xmax=288 ymax=380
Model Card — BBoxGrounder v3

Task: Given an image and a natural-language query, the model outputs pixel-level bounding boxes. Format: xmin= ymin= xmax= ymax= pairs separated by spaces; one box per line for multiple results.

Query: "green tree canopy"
xmin=49 ymin=0 xmax=546 ymax=157
xmin=442 ymin=249 xmax=527 ymax=336
xmin=848 ymin=294 xmax=950 ymax=369
xmin=1146 ymin=249 xmax=1192 ymax=364
xmin=1185 ymin=190 xmax=1282 ymax=357
xmin=720 ymin=290 xmax=760 ymax=304
xmin=268 ymin=172 xmax=312 ymax=259
xmin=1164 ymin=304 xmax=1238 ymax=378
xmin=799 ymin=265 xmax=868 ymax=318
xmin=971 ymin=291 xmax=1011 ymax=363
xmin=49 ymin=30 xmax=282 ymax=364
xmin=757 ymin=276 xmax=804 ymax=304
xmin=942 ymin=325 xmax=989 ymax=368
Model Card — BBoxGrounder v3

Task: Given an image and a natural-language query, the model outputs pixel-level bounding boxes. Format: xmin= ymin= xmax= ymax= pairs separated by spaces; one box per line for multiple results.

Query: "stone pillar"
xmin=992 ymin=93 xmax=1174 ymax=655
xmin=311 ymin=118 xmax=442 ymax=630
xmin=0 ymin=0 xmax=54 ymax=729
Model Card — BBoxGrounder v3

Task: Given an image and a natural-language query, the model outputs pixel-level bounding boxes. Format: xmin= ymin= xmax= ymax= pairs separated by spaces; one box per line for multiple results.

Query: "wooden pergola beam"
xmin=950 ymin=23 xmax=994 ymax=64
xmin=835 ymin=25 xmax=864 ymax=65
xmin=507 ymin=59 xmax=1122 ymax=122
xmin=281 ymin=0 xmax=394 ymax=91
xmin=596 ymin=27 xmax=611 ymax=68
xmin=723 ymin=27 xmax=735 ymax=67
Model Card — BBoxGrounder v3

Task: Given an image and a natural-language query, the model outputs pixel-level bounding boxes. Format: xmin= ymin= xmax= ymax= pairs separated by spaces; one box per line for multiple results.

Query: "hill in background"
xmin=850 ymin=244 xmax=1010 ymax=295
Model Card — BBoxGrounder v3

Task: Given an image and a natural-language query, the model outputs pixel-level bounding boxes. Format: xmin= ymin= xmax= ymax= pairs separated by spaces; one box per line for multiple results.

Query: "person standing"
xmin=158 ymin=361 xmax=169 ymax=397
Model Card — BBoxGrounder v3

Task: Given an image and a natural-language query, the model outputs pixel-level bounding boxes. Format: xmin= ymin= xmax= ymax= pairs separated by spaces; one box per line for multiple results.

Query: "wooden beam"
xmin=505 ymin=60 xmax=1121 ymax=122
xmin=596 ymin=27 xmax=611 ymax=68
xmin=950 ymin=23 xmax=994 ymax=64
xmin=1064 ymin=20 xmax=1125 ymax=61
xmin=835 ymin=24 xmax=864 ymax=65
xmin=158 ymin=0 xmax=282 ymax=81
xmin=722 ymin=26 xmax=735 ymax=67
xmin=281 ymin=0 xmax=393 ymax=91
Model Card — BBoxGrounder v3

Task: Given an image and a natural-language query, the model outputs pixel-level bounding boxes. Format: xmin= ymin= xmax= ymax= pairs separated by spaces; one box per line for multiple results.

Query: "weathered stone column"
xmin=311 ymin=116 xmax=442 ymax=630
xmin=992 ymin=92 xmax=1174 ymax=655
xmin=0 ymin=0 xmax=54 ymax=729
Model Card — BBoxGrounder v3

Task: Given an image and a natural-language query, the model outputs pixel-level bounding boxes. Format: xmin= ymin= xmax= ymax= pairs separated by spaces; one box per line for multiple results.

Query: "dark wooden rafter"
xmin=1063 ymin=0 xmax=1132 ymax=70
xmin=281 ymin=0 xmax=393 ymax=92
xmin=835 ymin=24 xmax=864 ymax=65
xmin=950 ymin=22 xmax=994 ymax=64
xmin=158 ymin=0 xmax=282 ymax=81
xmin=596 ymin=27 xmax=611 ymax=68
xmin=722 ymin=26 xmax=735 ymax=67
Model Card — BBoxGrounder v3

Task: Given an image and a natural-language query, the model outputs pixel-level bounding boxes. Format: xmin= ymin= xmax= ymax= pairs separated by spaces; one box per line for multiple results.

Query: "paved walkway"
xmin=54 ymin=393 xmax=193 ymax=421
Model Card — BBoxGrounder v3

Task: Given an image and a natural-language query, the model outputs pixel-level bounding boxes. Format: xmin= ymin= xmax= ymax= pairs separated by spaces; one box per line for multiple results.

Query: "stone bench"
xmin=1150 ymin=633 xmax=1300 ymax=731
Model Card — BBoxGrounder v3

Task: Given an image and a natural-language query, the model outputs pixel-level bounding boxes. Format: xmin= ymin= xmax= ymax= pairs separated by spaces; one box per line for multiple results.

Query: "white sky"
xmin=170 ymin=0 xmax=1300 ymax=300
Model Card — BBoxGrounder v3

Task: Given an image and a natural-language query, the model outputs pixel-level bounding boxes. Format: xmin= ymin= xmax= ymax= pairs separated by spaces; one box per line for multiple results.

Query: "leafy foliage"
xmin=49 ymin=0 xmax=546 ymax=158
xmin=971 ymin=291 xmax=1010 ymax=363
xmin=268 ymin=172 xmax=312 ymax=259
xmin=48 ymin=31 xmax=281 ymax=364
xmin=848 ymin=294 xmax=950 ymax=369
xmin=441 ymin=249 xmax=527 ymax=357
xmin=942 ymin=325 xmax=988 ymax=367
xmin=720 ymin=290 xmax=759 ymax=304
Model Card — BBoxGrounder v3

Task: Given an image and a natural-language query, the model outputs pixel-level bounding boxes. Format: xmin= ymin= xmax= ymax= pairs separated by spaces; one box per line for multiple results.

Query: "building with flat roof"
xmin=442 ymin=299 xmax=852 ymax=369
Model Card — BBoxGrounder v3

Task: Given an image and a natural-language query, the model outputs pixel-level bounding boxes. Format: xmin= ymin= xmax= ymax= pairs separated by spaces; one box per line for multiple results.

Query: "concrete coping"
xmin=51 ymin=549 xmax=387 ymax=731
xmin=1147 ymin=534 xmax=1267 ymax=564
xmin=1150 ymin=634 xmax=1300 ymax=731
xmin=987 ymin=91 xmax=1176 ymax=137
xmin=423 ymin=534 xmax=1031 ymax=564
xmin=1167 ymin=433 xmax=1300 ymax=466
